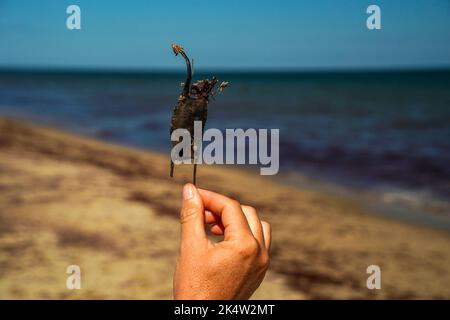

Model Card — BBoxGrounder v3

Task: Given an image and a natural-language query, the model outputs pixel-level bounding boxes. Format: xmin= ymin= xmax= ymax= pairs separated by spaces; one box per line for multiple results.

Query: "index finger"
xmin=197 ymin=188 xmax=252 ymax=241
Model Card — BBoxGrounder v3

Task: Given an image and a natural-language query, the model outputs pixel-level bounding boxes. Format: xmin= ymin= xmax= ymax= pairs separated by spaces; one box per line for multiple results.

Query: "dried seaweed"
xmin=169 ymin=43 xmax=228 ymax=185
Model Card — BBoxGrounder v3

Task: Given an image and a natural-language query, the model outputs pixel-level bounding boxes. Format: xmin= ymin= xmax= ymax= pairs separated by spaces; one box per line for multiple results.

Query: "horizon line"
xmin=1 ymin=65 xmax=450 ymax=75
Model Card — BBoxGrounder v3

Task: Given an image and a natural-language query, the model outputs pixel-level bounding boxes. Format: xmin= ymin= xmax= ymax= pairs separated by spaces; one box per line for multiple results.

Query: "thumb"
xmin=180 ymin=183 xmax=206 ymax=245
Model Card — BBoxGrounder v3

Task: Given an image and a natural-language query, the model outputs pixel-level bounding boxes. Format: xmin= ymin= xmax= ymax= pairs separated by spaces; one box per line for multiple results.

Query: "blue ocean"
xmin=1 ymin=70 xmax=449 ymax=224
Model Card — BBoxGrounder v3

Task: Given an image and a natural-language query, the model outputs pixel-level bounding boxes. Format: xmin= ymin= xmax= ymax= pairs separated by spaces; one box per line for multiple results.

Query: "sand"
xmin=0 ymin=118 xmax=449 ymax=299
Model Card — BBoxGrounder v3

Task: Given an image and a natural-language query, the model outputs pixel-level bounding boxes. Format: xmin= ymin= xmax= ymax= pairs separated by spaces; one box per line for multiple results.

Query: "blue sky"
xmin=0 ymin=0 xmax=449 ymax=70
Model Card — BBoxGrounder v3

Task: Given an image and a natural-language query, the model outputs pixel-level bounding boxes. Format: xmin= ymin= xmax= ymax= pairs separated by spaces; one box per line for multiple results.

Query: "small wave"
xmin=377 ymin=188 xmax=450 ymax=216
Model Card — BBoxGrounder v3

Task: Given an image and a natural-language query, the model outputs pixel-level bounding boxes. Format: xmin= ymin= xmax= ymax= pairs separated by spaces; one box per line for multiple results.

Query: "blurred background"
xmin=0 ymin=0 xmax=449 ymax=299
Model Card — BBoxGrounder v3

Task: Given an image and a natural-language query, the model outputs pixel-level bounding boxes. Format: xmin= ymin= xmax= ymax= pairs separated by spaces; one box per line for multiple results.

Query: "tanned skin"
xmin=174 ymin=184 xmax=271 ymax=299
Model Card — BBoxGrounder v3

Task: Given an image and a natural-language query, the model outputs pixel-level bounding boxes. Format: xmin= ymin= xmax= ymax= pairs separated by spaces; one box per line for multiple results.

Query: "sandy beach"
xmin=0 ymin=118 xmax=449 ymax=299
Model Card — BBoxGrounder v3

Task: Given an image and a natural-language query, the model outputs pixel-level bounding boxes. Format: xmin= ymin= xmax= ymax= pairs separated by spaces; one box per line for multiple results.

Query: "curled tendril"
xmin=171 ymin=43 xmax=184 ymax=56
xmin=219 ymin=81 xmax=229 ymax=93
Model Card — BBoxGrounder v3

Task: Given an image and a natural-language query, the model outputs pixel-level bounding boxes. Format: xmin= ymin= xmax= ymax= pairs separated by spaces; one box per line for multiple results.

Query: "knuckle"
xmin=242 ymin=205 xmax=257 ymax=214
xmin=229 ymin=199 xmax=241 ymax=209
xmin=239 ymin=238 xmax=259 ymax=257
xmin=260 ymin=253 xmax=270 ymax=270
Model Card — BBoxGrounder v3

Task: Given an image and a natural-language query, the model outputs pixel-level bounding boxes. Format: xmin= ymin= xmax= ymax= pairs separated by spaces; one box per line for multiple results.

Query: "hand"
xmin=173 ymin=183 xmax=272 ymax=300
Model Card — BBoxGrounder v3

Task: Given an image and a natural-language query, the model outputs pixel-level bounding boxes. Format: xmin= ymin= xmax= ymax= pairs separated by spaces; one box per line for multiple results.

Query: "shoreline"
xmin=1 ymin=118 xmax=449 ymax=299
xmin=3 ymin=108 xmax=449 ymax=228
xmin=3 ymin=110 xmax=449 ymax=231
xmin=277 ymin=171 xmax=450 ymax=232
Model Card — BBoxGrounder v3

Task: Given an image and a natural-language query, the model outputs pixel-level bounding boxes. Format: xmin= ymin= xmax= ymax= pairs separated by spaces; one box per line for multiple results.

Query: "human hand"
xmin=173 ymin=183 xmax=271 ymax=300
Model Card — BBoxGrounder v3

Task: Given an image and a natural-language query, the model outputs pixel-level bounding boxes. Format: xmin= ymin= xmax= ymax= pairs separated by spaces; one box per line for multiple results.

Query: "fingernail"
xmin=183 ymin=184 xmax=194 ymax=200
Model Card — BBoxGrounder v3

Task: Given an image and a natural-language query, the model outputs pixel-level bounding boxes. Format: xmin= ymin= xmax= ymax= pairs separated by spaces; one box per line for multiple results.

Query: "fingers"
xmin=210 ymin=224 xmax=225 ymax=235
xmin=197 ymin=188 xmax=271 ymax=251
xmin=241 ymin=205 xmax=265 ymax=248
xmin=205 ymin=210 xmax=224 ymax=235
xmin=197 ymin=188 xmax=252 ymax=241
xmin=180 ymin=184 xmax=206 ymax=245
xmin=261 ymin=221 xmax=272 ymax=251
xmin=205 ymin=210 xmax=220 ymax=224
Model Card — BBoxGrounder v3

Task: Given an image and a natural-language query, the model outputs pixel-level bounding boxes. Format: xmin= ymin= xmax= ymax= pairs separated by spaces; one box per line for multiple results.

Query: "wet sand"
xmin=0 ymin=118 xmax=449 ymax=299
